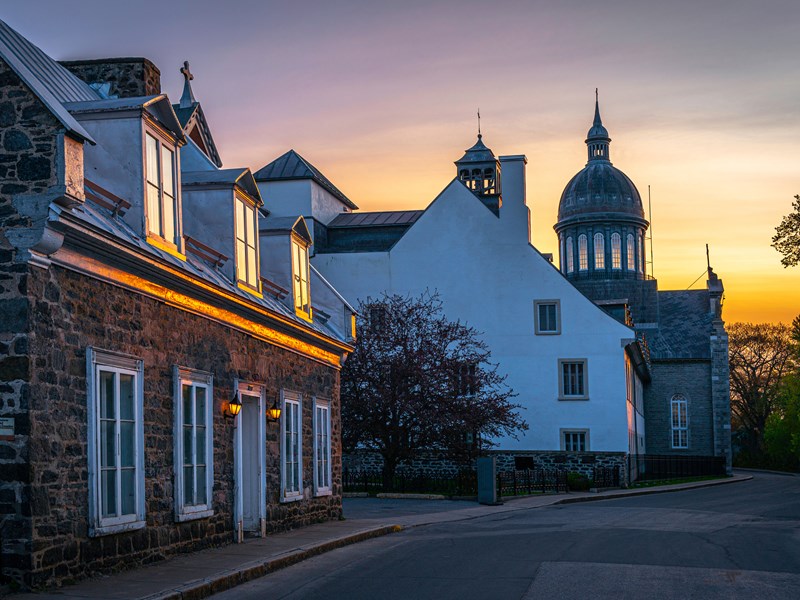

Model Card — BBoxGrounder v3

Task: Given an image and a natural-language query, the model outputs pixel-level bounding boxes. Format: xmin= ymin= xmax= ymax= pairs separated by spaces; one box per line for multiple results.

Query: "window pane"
xmin=120 ymin=468 xmax=135 ymax=515
xmin=235 ymin=200 xmax=245 ymax=242
xmin=145 ymin=134 xmax=159 ymax=185
xmin=120 ymin=421 xmax=134 ymax=467
xmin=236 ymin=240 xmax=246 ymax=281
xmin=184 ymin=466 xmax=194 ymax=506
xmin=147 ymin=184 xmax=161 ymax=235
xmin=160 ymin=146 xmax=174 ymax=197
xmin=119 ymin=374 xmax=134 ymax=420
xmin=196 ymin=466 xmax=207 ymax=505
xmin=162 ymin=192 xmax=176 ymax=243
xmin=196 ymin=426 xmax=206 ymax=465
xmin=247 ymin=245 xmax=257 ymax=286
xmin=102 ymin=469 xmax=117 ymax=517
xmin=183 ymin=384 xmax=192 ymax=426
xmin=195 ymin=386 xmax=206 ymax=425
xmin=245 ymin=204 xmax=255 ymax=245
xmin=101 ymin=420 xmax=115 ymax=468
xmin=100 ymin=371 xmax=115 ymax=419
xmin=183 ymin=425 xmax=193 ymax=465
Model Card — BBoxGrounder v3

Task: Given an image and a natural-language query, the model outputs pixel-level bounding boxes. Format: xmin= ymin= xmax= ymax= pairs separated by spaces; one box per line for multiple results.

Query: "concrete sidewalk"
xmin=9 ymin=474 xmax=751 ymax=600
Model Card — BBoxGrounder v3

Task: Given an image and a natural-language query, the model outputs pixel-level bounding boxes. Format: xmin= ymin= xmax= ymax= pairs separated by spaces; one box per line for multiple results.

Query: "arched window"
xmin=560 ymin=238 xmax=566 ymax=273
xmin=578 ymin=234 xmax=588 ymax=271
xmin=670 ymin=394 xmax=688 ymax=449
xmin=637 ymin=234 xmax=644 ymax=273
xmin=594 ymin=233 xmax=605 ymax=269
xmin=611 ymin=233 xmax=621 ymax=270
xmin=566 ymin=237 xmax=574 ymax=273
xmin=626 ymin=234 xmax=635 ymax=271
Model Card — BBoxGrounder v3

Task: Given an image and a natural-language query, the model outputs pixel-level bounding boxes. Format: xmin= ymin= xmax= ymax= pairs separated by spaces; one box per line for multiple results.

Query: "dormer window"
xmin=291 ymin=237 xmax=311 ymax=320
xmin=234 ymin=195 xmax=260 ymax=292
xmin=145 ymin=132 xmax=180 ymax=251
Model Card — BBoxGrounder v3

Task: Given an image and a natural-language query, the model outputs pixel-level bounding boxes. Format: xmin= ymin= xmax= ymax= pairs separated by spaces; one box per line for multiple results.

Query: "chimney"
xmin=61 ymin=58 xmax=161 ymax=98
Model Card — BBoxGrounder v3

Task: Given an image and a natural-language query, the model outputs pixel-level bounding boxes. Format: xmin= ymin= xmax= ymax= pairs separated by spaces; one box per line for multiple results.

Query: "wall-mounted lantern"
xmin=266 ymin=399 xmax=282 ymax=423
xmin=224 ymin=393 xmax=242 ymax=419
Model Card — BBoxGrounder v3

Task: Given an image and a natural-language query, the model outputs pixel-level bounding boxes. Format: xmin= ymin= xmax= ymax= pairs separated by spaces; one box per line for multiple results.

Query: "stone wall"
xmin=62 ymin=58 xmax=161 ymax=98
xmin=644 ymin=359 xmax=713 ymax=455
xmin=343 ymin=449 xmax=628 ymax=482
xmin=15 ymin=264 xmax=342 ymax=589
xmin=710 ymin=323 xmax=732 ymax=473
xmin=0 ymin=58 xmax=64 ymax=588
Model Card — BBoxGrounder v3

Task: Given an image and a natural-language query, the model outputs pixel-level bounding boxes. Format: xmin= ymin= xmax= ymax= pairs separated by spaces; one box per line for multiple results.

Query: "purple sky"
xmin=4 ymin=0 xmax=799 ymax=322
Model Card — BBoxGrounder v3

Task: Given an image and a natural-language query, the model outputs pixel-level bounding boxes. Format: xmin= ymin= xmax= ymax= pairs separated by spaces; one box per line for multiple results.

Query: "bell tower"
xmin=455 ymin=115 xmax=502 ymax=215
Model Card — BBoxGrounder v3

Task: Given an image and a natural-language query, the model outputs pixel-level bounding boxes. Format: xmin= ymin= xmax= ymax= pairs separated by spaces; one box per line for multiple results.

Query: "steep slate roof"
xmin=254 ymin=150 xmax=358 ymax=210
xmin=648 ymin=290 xmax=713 ymax=359
xmin=0 ymin=18 xmax=98 ymax=142
xmin=328 ymin=210 xmax=424 ymax=228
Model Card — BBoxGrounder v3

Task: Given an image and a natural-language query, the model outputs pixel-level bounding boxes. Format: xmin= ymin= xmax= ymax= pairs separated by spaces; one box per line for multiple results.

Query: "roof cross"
xmin=179 ymin=60 xmax=196 ymax=108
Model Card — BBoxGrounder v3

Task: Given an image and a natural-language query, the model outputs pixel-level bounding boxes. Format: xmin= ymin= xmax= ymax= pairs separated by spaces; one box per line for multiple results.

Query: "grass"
xmin=630 ymin=474 xmax=730 ymax=488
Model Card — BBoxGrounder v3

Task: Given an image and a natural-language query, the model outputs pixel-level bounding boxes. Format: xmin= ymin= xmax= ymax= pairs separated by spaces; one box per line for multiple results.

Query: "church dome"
xmin=557 ymin=161 xmax=644 ymax=224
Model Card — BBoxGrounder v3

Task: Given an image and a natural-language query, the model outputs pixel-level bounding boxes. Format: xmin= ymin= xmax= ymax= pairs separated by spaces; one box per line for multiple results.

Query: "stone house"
xmin=0 ymin=19 xmax=354 ymax=590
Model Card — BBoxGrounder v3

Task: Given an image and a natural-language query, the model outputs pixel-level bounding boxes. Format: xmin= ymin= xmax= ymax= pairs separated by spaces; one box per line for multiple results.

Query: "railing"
xmin=496 ymin=468 xmax=568 ymax=497
xmin=342 ymin=469 xmax=477 ymax=496
xmin=592 ymin=466 xmax=621 ymax=488
xmin=629 ymin=454 xmax=726 ymax=482
xmin=185 ymin=236 xmax=229 ymax=267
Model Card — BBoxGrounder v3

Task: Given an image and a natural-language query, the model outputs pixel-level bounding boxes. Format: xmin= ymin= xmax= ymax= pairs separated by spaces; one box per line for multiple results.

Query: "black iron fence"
xmin=343 ymin=469 xmax=478 ymax=496
xmin=496 ymin=468 xmax=568 ymax=497
xmin=629 ymin=454 xmax=726 ymax=481
xmin=592 ymin=466 xmax=621 ymax=488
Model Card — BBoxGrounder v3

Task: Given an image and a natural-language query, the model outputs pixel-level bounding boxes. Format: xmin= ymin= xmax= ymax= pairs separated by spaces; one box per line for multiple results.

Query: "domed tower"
xmin=554 ymin=92 xmax=649 ymax=283
xmin=455 ymin=131 xmax=502 ymax=216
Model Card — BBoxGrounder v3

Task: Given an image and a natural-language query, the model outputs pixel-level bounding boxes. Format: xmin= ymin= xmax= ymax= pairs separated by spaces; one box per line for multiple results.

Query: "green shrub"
xmin=567 ymin=472 xmax=592 ymax=491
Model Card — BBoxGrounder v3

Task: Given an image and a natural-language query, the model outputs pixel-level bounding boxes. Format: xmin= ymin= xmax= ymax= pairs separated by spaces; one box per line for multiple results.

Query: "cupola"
xmin=454 ymin=116 xmax=502 ymax=215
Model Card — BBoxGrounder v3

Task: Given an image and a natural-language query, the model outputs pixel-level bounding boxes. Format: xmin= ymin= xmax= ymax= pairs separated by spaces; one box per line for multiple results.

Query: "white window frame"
xmin=561 ymin=429 xmax=590 ymax=452
xmin=144 ymin=130 xmax=182 ymax=253
xmin=594 ymin=232 xmax=605 ymax=269
xmin=627 ymin=233 xmax=635 ymax=271
xmin=234 ymin=194 xmax=261 ymax=293
xmin=566 ymin=236 xmax=574 ymax=273
xmin=313 ymin=397 xmax=332 ymax=496
xmin=534 ymin=300 xmax=561 ymax=335
xmin=280 ymin=390 xmax=303 ymax=502
xmin=671 ymin=394 xmax=689 ymax=449
xmin=578 ymin=234 xmax=588 ymax=271
xmin=611 ymin=232 xmax=622 ymax=270
xmin=173 ymin=367 xmax=214 ymax=522
xmin=86 ymin=347 xmax=145 ymax=537
xmin=291 ymin=236 xmax=311 ymax=320
xmin=558 ymin=359 xmax=588 ymax=400
xmin=637 ymin=234 xmax=644 ymax=274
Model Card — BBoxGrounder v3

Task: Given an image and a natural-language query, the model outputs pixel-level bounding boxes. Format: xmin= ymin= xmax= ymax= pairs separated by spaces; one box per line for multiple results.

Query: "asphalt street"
xmin=212 ymin=472 xmax=800 ymax=599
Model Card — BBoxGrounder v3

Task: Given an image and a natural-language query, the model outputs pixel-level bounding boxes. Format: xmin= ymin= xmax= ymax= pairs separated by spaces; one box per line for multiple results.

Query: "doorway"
xmin=234 ymin=384 xmax=265 ymax=541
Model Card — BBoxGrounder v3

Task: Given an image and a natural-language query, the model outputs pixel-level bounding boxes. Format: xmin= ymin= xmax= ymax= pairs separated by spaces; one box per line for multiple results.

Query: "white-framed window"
xmin=313 ymin=398 xmax=332 ymax=496
xmin=559 ymin=359 xmax=588 ymax=400
xmin=671 ymin=394 xmax=688 ymax=449
xmin=594 ymin=232 xmax=605 ymax=269
xmin=281 ymin=390 xmax=303 ymax=501
xmin=627 ymin=233 xmax=635 ymax=271
xmin=534 ymin=300 xmax=561 ymax=335
xmin=174 ymin=367 xmax=213 ymax=521
xmin=566 ymin=236 xmax=574 ymax=273
xmin=561 ymin=429 xmax=589 ymax=452
xmin=292 ymin=237 xmax=311 ymax=319
xmin=611 ymin=233 xmax=621 ymax=270
xmin=235 ymin=195 xmax=260 ymax=291
xmin=145 ymin=132 xmax=180 ymax=248
xmin=637 ymin=234 xmax=644 ymax=274
xmin=578 ymin=234 xmax=588 ymax=271
xmin=87 ymin=348 xmax=145 ymax=536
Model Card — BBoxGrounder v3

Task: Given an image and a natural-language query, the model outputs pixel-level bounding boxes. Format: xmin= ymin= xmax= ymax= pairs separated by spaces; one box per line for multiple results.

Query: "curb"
xmin=140 ymin=525 xmax=403 ymax=600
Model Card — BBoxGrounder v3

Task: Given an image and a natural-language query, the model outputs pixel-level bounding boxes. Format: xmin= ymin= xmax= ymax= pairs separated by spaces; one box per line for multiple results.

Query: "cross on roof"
xmin=179 ymin=60 xmax=196 ymax=108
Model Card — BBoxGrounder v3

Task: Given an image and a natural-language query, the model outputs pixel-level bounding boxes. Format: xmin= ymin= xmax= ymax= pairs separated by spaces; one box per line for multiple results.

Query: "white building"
xmin=255 ymin=137 xmax=648 ymax=462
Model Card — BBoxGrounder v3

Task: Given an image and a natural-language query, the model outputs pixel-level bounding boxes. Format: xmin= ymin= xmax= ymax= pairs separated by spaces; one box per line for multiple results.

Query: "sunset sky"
xmin=5 ymin=0 xmax=798 ymax=324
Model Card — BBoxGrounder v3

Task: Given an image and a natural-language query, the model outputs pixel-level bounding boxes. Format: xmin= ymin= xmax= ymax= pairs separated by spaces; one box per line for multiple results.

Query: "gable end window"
xmin=558 ymin=359 xmax=588 ymax=400
xmin=671 ymin=394 xmax=688 ymax=449
xmin=235 ymin=195 xmax=260 ymax=292
xmin=313 ymin=398 xmax=332 ymax=496
xmin=292 ymin=237 xmax=311 ymax=320
xmin=281 ymin=390 xmax=303 ymax=502
xmin=174 ymin=367 xmax=214 ymax=521
xmin=534 ymin=300 xmax=561 ymax=335
xmin=87 ymin=348 xmax=145 ymax=536
xmin=145 ymin=132 xmax=181 ymax=251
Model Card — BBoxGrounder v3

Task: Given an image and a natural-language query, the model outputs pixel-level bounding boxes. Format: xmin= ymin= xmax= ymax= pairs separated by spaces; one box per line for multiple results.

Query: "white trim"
xmin=312 ymin=397 xmax=332 ymax=496
xmin=232 ymin=380 xmax=266 ymax=541
xmin=560 ymin=428 xmax=590 ymax=451
xmin=558 ymin=359 xmax=589 ymax=400
xmin=670 ymin=393 xmax=689 ymax=449
xmin=86 ymin=347 xmax=145 ymax=537
xmin=173 ymin=366 xmax=214 ymax=522
xmin=534 ymin=299 xmax=561 ymax=335
xmin=280 ymin=390 xmax=303 ymax=502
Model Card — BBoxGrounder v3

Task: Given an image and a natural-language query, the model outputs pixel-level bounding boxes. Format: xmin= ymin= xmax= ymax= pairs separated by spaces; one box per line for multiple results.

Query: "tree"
xmin=729 ymin=321 xmax=798 ymax=457
xmin=340 ymin=292 xmax=527 ymax=481
xmin=772 ymin=194 xmax=800 ymax=267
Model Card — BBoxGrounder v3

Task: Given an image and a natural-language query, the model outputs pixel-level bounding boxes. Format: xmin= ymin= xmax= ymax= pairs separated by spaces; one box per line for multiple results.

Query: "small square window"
xmin=534 ymin=300 xmax=561 ymax=335
xmin=559 ymin=359 xmax=588 ymax=400
xmin=561 ymin=430 xmax=589 ymax=452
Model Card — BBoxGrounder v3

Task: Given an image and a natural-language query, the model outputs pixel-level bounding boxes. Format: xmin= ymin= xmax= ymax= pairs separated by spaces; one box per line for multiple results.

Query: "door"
xmin=240 ymin=393 xmax=261 ymax=533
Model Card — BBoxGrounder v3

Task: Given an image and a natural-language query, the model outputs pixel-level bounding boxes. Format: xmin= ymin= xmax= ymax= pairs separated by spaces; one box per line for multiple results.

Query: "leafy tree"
xmin=729 ymin=321 xmax=797 ymax=457
xmin=763 ymin=373 xmax=800 ymax=471
xmin=340 ymin=292 xmax=527 ymax=481
xmin=772 ymin=195 xmax=800 ymax=267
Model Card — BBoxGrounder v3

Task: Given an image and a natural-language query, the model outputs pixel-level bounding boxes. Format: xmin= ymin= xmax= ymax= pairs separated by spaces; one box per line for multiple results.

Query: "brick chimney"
xmin=61 ymin=58 xmax=161 ymax=98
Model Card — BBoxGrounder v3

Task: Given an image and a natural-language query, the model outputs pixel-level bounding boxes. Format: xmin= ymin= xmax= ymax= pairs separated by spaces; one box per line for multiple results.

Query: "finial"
xmin=179 ymin=60 xmax=196 ymax=108
xmin=593 ymin=88 xmax=602 ymax=126
xmin=477 ymin=108 xmax=481 ymax=139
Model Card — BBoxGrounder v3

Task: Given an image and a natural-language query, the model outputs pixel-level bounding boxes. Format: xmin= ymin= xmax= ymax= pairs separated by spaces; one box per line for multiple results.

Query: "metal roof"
xmin=649 ymin=290 xmax=713 ymax=360
xmin=182 ymin=168 xmax=261 ymax=202
xmin=0 ymin=18 xmax=97 ymax=142
xmin=328 ymin=210 xmax=424 ymax=228
xmin=254 ymin=150 xmax=358 ymax=210
xmin=259 ymin=215 xmax=312 ymax=245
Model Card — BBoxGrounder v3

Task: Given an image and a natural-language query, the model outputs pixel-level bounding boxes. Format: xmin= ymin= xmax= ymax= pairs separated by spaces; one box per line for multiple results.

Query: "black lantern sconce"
xmin=223 ymin=393 xmax=242 ymax=419
xmin=266 ymin=399 xmax=282 ymax=423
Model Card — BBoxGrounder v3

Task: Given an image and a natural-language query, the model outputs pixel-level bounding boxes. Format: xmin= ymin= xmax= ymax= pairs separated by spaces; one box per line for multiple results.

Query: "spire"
xmin=586 ymin=89 xmax=611 ymax=162
xmin=179 ymin=61 xmax=196 ymax=109
xmin=477 ymin=108 xmax=481 ymax=139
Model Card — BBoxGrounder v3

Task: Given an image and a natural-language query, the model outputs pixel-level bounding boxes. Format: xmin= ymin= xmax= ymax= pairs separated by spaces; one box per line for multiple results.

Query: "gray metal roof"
xmin=259 ymin=215 xmax=312 ymax=245
xmin=254 ymin=150 xmax=358 ymax=210
xmin=0 ymin=18 xmax=97 ymax=142
xmin=455 ymin=134 xmax=496 ymax=165
xmin=328 ymin=210 xmax=424 ymax=228
xmin=182 ymin=168 xmax=261 ymax=202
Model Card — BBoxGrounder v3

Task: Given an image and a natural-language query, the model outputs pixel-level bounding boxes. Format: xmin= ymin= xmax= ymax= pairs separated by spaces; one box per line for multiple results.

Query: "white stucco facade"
xmin=258 ymin=152 xmax=644 ymax=453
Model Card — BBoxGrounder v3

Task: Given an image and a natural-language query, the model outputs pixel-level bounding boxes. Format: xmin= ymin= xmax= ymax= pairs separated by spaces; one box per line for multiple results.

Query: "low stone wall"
xmin=343 ymin=449 xmax=628 ymax=483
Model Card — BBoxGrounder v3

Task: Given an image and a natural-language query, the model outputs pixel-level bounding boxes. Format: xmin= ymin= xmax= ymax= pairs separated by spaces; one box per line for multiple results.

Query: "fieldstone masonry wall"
xmin=62 ymin=58 xmax=161 ymax=98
